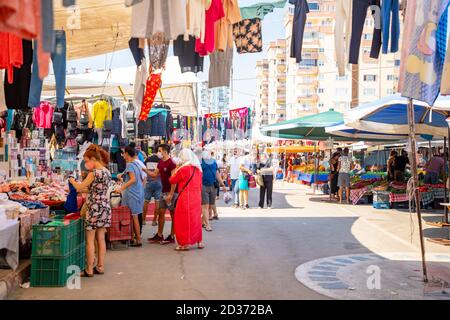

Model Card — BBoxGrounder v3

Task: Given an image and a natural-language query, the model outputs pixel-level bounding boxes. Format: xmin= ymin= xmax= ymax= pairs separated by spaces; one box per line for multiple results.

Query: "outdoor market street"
xmin=10 ymin=182 xmax=450 ymax=300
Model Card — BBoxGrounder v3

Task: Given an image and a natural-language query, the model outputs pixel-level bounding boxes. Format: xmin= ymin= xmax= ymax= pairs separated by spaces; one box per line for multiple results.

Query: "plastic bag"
xmin=223 ymin=192 xmax=232 ymax=204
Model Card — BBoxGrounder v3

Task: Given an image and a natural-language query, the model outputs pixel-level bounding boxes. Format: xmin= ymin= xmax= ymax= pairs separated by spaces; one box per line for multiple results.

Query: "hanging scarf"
xmin=139 ymin=73 xmax=162 ymax=121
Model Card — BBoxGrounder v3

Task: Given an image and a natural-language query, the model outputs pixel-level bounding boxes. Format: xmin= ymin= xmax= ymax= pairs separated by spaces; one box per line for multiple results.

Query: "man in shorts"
xmin=201 ymin=150 xmax=227 ymax=232
xmin=147 ymin=144 xmax=178 ymax=244
xmin=142 ymin=151 xmax=162 ymax=226
xmin=337 ymin=147 xmax=352 ymax=204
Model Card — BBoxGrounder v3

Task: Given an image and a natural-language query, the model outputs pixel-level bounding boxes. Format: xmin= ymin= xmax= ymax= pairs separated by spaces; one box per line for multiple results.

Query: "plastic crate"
xmin=391 ymin=201 xmax=409 ymax=209
xmin=30 ymin=244 xmax=85 ymax=287
xmin=373 ymin=191 xmax=390 ymax=203
xmin=31 ymin=218 xmax=82 ymax=257
xmin=373 ymin=201 xmax=390 ymax=209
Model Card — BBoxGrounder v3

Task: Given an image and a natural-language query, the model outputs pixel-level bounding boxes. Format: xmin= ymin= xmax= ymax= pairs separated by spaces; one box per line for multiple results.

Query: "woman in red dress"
xmin=169 ymin=149 xmax=204 ymax=251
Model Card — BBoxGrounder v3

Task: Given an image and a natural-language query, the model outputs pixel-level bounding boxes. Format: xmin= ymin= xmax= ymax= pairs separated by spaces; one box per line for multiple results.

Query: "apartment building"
xmin=256 ymin=0 xmax=401 ymax=125
xmin=197 ymin=81 xmax=231 ymax=115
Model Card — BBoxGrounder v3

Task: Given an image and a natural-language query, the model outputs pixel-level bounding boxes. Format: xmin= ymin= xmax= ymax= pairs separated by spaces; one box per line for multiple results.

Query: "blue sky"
xmin=67 ymin=1 xmax=287 ymax=108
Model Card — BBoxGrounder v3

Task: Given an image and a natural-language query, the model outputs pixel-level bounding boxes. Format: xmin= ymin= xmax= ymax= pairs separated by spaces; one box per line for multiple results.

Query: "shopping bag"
xmin=248 ymin=175 xmax=257 ymax=188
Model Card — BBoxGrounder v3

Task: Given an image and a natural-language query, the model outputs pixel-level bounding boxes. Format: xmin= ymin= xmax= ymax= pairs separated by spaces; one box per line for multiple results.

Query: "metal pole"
xmin=446 ymin=127 xmax=450 ymax=224
xmin=407 ymin=98 xmax=428 ymax=282
xmin=314 ymin=142 xmax=318 ymax=194
xmin=444 ymin=136 xmax=448 ymax=223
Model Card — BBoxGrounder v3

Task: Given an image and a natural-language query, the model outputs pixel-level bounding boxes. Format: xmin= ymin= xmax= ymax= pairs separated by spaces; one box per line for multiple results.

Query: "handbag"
xmin=255 ymin=174 xmax=264 ymax=187
xmin=79 ymin=103 xmax=90 ymax=130
xmin=66 ymin=102 xmax=78 ymax=122
xmin=52 ymin=107 xmax=63 ymax=125
xmin=248 ymin=175 xmax=257 ymax=188
xmin=67 ymin=121 xmax=78 ymax=131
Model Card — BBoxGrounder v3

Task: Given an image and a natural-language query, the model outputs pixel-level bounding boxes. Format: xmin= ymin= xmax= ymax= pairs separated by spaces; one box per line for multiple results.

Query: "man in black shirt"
xmin=394 ymin=150 xmax=409 ymax=182
xmin=142 ymin=152 xmax=163 ymax=226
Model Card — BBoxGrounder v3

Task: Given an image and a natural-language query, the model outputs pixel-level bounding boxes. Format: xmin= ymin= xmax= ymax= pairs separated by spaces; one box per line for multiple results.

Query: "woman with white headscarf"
xmin=169 ymin=149 xmax=204 ymax=251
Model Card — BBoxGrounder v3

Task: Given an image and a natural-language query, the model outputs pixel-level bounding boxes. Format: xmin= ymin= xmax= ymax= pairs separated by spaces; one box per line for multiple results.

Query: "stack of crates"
xmin=30 ymin=215 xmax=85 ymax=287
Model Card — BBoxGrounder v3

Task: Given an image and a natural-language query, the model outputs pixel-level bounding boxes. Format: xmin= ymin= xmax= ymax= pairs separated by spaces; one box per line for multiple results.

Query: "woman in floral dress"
xmin=70 ymin=144 xmax=111 ymax=277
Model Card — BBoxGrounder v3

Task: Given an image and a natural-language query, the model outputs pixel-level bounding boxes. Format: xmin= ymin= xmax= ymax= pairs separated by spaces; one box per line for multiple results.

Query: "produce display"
xmin=1 ymin=181 xmax=68 ymax=204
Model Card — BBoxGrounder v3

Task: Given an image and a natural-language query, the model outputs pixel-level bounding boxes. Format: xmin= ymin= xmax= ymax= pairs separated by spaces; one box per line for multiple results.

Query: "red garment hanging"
xmin=0 ymin=32 xmax=23 ymax=83
xmin=0 ymin=0 xmax=39 ymax=40
xmin=138 ymin=73 xmax=162 ymax=121
xmin=195 ymin=0 xmax=225 ymax=56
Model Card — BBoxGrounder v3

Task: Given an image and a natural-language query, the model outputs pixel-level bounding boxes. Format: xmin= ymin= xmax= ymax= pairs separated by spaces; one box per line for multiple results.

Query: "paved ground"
xmin=10 ymin=182 xmax=450 ymax=300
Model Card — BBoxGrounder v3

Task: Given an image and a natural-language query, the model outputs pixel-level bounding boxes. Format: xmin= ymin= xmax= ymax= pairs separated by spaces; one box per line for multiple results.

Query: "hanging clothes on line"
xmin=335 ymin=0 xmax=352 ymax=76
xmin=195 ymin=0 xmax=225 ymax=56
xmin=233 ymin=1 xmax=286 ymax=54
xmin=28 ymin=30 xmax=66 ymax=108
xmin=133 ymin=56 xmax=148 ymax=118
xmin=4 ymin=39 xmax=32 ymax=110
xmin=184 ymin=0 xmax=207 ymax=41
xmin=173 ymin=35 xmax=204 ymax=73
xmin=289 ymin=0 xmax=309 ymax=64
xmin=128 ymin=37 xmax=145 ymax=66
xmin=215 ymin=0 xmax=242 ymax=52
xmin=0 ymin=32 xmax=23 ymax=84
xmin=209 ymin=46 xmax=233 ymax=88
xmin=349 ymin=0 xmax=382 ymax=64
xmin=381 ymin=0 xmax=400 ymax=54
xmin=0 ymin=0 xmax=39 ymax=39
xmin=398 ymin=0 xmax=450 ymax=105
xmin=139 ymin=73 xmax=162 ymax=121
xmin=130 ymin=0 xmax=186 ymax=40
xmin=148 ymin=32 xmax=169 ymax=71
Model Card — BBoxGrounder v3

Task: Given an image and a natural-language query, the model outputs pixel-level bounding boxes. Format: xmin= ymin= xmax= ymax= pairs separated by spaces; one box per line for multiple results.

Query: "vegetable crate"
xmin=373 ymin=201 xmax=390 ymax=209
xmin=31 ymin=244 xmax=85 ymax=287
xmin=31 ymin=217 xmax=84 ymax=257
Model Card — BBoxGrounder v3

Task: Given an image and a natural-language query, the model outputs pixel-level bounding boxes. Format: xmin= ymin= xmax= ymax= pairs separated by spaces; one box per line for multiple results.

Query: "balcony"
xmin=297 ymin=80 xmax=319 ymax=88
xmin=297 ymin=94 xmax=319 ymax=103
xmin=297 ymin=66 xmax=319 ymax=75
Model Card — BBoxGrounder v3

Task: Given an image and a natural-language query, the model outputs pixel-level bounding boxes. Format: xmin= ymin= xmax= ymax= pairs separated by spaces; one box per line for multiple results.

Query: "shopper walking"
xmin=229 ymin=149 xmax=241 ymax=208
xmin=69 ymin=144 xmax=111 ymax=277
xmin=239 ymin=151 xmax=252 ymax=209
xmin=337 ymin=147 xmax=351 ymax=204
xmin=201 ymin=150 xmax=227 ymax=231
xmin=147 ymin=144 xmax=177 ymax=244
xmin=329 ymin=152 xmax=340 ymax=201
xmin=169 ymin=149 xmax=204 ymax=251
xmin=258 ymin=153 xmax=275 ymax=209
xmin=117 ymin=146 xmax=145 ymax=247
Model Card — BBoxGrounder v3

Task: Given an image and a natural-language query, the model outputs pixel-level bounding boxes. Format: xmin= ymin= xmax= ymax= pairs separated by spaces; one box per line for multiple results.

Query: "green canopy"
xmin=260 ymin=109 xmax=351 ymax=141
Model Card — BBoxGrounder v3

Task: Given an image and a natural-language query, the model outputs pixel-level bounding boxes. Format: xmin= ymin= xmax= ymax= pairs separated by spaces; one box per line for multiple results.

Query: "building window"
xmin=387 ymin=89 xmax=395 ymax=95
xmin=395 ymin=59 xmax=401 ymax=66
xmin=363 ymin=88 xmax=377 ymax=96
xmin=318 ymin=88 xmax=324 ymax=93
xmin=387 ymin=75 xmax=395 ymax=81
xmin=335 ymin=88 xmax=348 ymax=96
xmin=336 ymin=75 xmax=348 ymax=81
xmin=363 ymin=74 xmax=377 ymax=81
xmin=319 ymin=48 xmax=325 ymax=53
xmin=318 ymin=60 xmax=324 ymax=66
xmin=363 ymin=33 xmax=373 ymax=40
xmin=300 ymin=59 xmax=317 ymax=67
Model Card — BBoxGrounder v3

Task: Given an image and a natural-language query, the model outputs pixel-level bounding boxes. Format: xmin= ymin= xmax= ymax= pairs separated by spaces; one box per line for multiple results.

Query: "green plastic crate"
xmin=30 ymin=244 xmax=85 ymax=287
xmin=31 ymin=219 xmax=81 ymax=257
